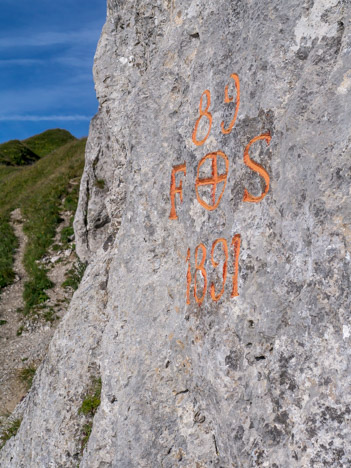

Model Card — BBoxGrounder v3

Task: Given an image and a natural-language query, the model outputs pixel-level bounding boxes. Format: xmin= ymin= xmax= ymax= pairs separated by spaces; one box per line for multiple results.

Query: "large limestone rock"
xmin=2 ymin=0 xmax=351 ymax=466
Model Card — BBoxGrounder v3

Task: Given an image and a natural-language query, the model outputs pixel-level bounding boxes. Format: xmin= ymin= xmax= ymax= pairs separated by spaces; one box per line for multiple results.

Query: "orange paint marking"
xmin=243 ymin=133 xmax=271 ymax=203
xmin=221 ymin=73 xmax=240 ymax=135
xmin=169 ymin=163 xmax=186 ymax=220
xmin=192 ymin=89 xmax=212 ymax=146
xmin=186 ymin=235 xmax=241 ymax=304
xmin=210 ymin=238 xmax=228 ymax=302
xmin=231 ymin=234 xmax=241 ymax=297
xmin=195 ymin=151 xmax=229 ymax=211
xmin=194 ymin=243 xmax=207 ymax=305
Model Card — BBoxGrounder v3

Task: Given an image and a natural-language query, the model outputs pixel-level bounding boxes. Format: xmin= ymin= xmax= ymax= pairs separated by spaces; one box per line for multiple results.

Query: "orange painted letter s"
xmin=243 ymin=133 xmax=271 ymax=203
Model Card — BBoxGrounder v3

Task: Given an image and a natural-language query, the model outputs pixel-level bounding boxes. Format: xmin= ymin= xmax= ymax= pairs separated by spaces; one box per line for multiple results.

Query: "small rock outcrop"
xmin=1 ymin=0 xmax=351 ymax=466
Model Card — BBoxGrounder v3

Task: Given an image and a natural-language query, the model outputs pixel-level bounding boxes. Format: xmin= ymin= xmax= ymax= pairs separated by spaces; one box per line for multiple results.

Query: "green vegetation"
xmin=62 ymin=260 xmax=87 ymax=291
xmin=0 ymin=129 xmax=75 ymax=167
xmin=23 ymin=129 xmax=75 ymax=157
xmin=0 ymin=140 xmax=40 ymax=166
xmin=0 ymin=418 xmax=22 ymax=449
xmin=61 ymin=225 xmax=74 ymax=247
xmin=0 ymin=219 xmax=18 ymax=289
xmin=63 ymin=182 xmax=80 ymax=212
xmin=0 ymin=132 xmax=86 ymax=315
xmin=79 ymin=377 xmax=102 ymax=452
xmin=81 ymin=422 xmax=93 ymax=451
xmin=79 ymin=378 xmax=102 ymax=417
xmin=94 ymin=179 xmax=105 ymax=189
xmin=18 ymin=365 xmax=36 ymax=390
xmin=42 ymin=307 xmax=59 ymax=323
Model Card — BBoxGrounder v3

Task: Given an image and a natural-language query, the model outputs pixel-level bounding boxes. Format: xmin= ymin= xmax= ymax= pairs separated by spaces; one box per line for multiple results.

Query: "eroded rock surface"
xmin=2 ymin=0 xmax=351 ymax=466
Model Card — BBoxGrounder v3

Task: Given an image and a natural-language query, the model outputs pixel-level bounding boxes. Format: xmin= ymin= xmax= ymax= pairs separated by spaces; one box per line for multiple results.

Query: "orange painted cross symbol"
xmin=195 ymin=151 xmax=229 ymax=211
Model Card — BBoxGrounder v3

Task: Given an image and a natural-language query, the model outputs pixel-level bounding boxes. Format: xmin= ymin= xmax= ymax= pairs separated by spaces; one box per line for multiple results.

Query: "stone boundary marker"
xmin=1 ymin=1 xmax=351 ymax=466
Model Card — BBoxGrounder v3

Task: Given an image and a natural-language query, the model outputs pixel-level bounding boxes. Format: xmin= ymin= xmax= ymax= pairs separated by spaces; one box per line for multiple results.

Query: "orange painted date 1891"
xmin=186 ymin=235 xmax=241 ymax=305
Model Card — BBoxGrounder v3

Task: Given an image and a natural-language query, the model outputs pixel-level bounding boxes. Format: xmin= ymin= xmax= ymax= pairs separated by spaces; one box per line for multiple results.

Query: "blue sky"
xmin=0 ymin=0 xmax=106 ymax=142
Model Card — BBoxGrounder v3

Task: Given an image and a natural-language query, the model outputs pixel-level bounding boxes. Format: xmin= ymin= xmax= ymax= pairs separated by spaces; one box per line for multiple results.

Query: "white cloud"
xmin=0 ymin=81 xmax=95 ymax=115
xmin=0 ymin=59 xmax=44 ymax=65
xmin=0 ymin=25 xmax=101 ymax=49
xmin=0 ymin=56 xmax=93 ymax=69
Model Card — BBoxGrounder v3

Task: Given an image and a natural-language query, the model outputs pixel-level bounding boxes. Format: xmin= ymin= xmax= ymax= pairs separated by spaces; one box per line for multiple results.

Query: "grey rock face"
xmin=2 ymin=0 xmax=351 ymax=466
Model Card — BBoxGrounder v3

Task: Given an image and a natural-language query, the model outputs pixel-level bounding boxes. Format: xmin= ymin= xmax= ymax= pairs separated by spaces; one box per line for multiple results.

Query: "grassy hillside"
xmin=0 ymin=136 xmax=86 ymax=313
xmin=0 ymin=221 xmax=18 ymax=289
xmin=0 ymin=140 xmax=40 ymax=166
xmin=23 ymin=129 xmax=76 ymax=157
xmin=0 ymin=129 xmax=76 ymax=167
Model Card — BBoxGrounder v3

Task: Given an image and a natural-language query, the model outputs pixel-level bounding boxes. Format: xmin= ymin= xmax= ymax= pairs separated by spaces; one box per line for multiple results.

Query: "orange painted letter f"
xmin=169 ymin=163 xmax=186 ymax=220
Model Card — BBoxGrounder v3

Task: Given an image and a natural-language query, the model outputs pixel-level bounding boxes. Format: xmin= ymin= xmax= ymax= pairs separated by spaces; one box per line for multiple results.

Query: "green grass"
xmin=81 ymin=422 xmax=93 ymax=451
xmin=0 ymin=418 xmax=22 ymax=449
xmin=62 ymin=260 xmax=87 ymax=291
xmin=78 ymin=377 xmax=102 ymax=452
xmin=61 ymin=225 xmax=74 ymax=247
xmin=0 ymin=219 xmax=18 ymax=289
xmin=64 ymin=183 xmax=80 ymax=211
xmin=42 ymin=307 xmax=59 ymax=323
xmin=0 ymin=140 xmax=39 ymax=166
xmin=0 ymin=129 xmax=76 ymax=167
xmin=94 ymin=179 xmax=105 ymax=189
xmin=79 ymin=378 xmax=102 ymax=417
xmin=18 ymin=365 xmax=36 ymax=390
xmin=0 ymin=137 xmax=86 ymax=314
xmin=23 ymin=129 xmax=76 ymax=157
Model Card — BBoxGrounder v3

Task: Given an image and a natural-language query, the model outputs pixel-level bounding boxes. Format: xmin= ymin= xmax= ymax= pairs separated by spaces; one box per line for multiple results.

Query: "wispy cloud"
xmin=0 ymin=56 xmax=93 ymax=68
xmin=0 ymin=58 xmax=45 ymax=65
xmin=0 ymin=26 xmax=101 ymax=49
xmin=0 ymin=81 xmax=95 ymax=115
xmin=0 ymin=114 xmax=91 ymax=122
xmin=54 ymin=55 xmax=93 ymax=68
xmin=0 ymin=0 xmax=105 ymax=140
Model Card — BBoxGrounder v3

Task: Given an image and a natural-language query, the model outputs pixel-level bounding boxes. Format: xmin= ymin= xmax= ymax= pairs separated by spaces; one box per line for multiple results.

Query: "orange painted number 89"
xmin=192 ymin=74 xmax=240 ymax=146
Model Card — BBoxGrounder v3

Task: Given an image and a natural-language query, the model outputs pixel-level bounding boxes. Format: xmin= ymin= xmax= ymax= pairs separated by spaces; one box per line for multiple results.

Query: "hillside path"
xmin=0 ymin=210 xmax=53 ymax=417
xmin=0 ymin=209 xmax=30 ymax=415
xmin=0 ymin=205 xmax=78 ymax=424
